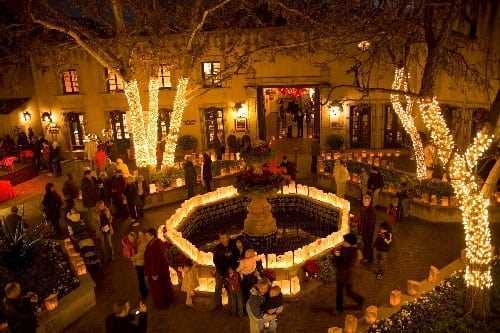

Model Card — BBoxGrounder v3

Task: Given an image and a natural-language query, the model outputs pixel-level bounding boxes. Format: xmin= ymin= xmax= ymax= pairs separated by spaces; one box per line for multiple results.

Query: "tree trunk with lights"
xmin=418 ymin=98 xmax=495 ymax=320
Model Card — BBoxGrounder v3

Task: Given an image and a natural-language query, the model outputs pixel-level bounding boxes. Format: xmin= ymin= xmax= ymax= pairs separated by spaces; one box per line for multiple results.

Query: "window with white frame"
xmin=202 ymin=61 xmax=222 ymax=87
xmin=62 ymin=69 xmax=79 ymax=94
xmin=110 ymin=111 xmax=130 ymax=140
xmin=105 ymin=68 xmax=124 ymax=92
xmin=158 ymin=108 xmax=171 ymax=140
xmin=66 ymin=112 xmax=85 ymax=150
xmin=158 ymin=64 xmax=172 ymax=88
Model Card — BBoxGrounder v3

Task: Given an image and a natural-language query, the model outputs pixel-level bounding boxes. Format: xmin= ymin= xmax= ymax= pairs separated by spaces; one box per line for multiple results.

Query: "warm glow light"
xmin=419 ymin=99 xmax=494 ymax=290
xmin=147 ymin=78 xmax=160 ymax=164
xmin=164 ymin=78 xmax=189 ymax=167
xmin=124 ymin=80 xmax=152 ymax=167
xmin=357 ymin=40 xmax=370 ymax=51
xmin=391 ymin=68 xmax=426 ymax=180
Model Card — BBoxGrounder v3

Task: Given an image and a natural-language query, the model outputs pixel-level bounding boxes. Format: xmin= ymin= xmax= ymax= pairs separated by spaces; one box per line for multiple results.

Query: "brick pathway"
xmin=62 ymin=200 xmax=500 ymax=333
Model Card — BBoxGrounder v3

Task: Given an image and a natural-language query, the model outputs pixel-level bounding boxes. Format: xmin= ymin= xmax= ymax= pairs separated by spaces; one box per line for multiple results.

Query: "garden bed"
xmin=367 ymin=261 xmax=500 ymax=332
xmin=0 ymin=239 xmax=80 ymax=304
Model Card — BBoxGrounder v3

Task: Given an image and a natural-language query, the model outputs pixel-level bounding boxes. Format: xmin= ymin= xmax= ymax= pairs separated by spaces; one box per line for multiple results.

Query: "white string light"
xmin=418 ymin=99 xmax=494 ymax=290
xmin=391 ymin=68 xmax=426 ymax=180
xmin=147 ymin=78 xmax=160 ymax=165
xmin=124 ymin=80 xmax=152 ymax=167
xmin=164 ymin=77 xmax=189 ymax=167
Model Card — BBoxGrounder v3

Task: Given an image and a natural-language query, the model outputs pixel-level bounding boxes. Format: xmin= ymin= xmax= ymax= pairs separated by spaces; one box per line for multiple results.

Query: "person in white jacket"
xmin=334 ymin=160 xmax=350 ymax=198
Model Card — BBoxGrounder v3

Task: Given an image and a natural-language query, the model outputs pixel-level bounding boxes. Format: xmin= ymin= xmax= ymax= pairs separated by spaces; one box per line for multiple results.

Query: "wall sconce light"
xmin=41 ymin=112 xmax=53 ymax=123
xmin=234 ymin=102 xmax=248 ymax=118
xmin=328 ymin=102 xmax=343 ymax=118
xmin=357 ymin=40 xmax=371 ymax=51
xmin=22 ymin=111 xmax=32 ymax=122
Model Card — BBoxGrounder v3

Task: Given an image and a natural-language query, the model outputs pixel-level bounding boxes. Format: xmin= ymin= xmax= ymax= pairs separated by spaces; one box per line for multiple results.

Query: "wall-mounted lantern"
xmin=41 ymin=111 xmax=53 ymax=123
xmin=21 ymin=111 xmax=32 ymax=123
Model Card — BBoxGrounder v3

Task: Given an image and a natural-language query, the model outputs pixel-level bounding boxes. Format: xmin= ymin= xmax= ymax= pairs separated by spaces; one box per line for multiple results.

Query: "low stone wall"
xmin=144 ymin=173 xmax=239 ymax=209
xmin=318 ymin=174 xmax=500 ymax=223
xmin=37 ymin=274 xmax=96 ymax=333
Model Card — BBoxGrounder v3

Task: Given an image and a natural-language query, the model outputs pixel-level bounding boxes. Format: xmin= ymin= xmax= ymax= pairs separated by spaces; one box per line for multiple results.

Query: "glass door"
xmin=204 ymin=107 xmax=225 ymax=147
xmin=350 ymin=104 xmax=371 ymax=148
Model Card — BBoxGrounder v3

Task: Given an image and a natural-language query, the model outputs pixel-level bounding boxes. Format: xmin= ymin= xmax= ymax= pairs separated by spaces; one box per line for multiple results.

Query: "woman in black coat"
xmin=42 ymin=182 xmax=63 ymax=235
xmin=201 ymin=153 xmax=213 ymax=192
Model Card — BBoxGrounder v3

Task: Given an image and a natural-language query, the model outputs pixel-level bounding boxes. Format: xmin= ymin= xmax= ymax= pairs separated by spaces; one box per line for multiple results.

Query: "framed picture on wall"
xmin=234 ymin=118 xmax=247 ymax=132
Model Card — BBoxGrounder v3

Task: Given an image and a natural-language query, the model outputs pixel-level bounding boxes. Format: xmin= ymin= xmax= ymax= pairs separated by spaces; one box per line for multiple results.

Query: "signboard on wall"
xmin=183 ymin=120 xmax=196 ymax=126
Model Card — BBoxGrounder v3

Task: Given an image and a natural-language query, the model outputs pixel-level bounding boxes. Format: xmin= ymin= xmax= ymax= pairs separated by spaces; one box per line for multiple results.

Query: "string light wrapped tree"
xmin=418 ymin=96 xmax=495 ymax=318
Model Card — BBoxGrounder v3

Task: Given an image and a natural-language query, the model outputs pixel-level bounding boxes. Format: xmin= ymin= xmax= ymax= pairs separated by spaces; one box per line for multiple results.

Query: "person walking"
xmin=296 ymin=109 xmax=304 ymax=138
xmin=62 ymin=173 xmax=79 ymax=211
xmin=97 ymin=200 xmax=114 ymax=262
xmin=374 ymin=222 xmax=393 ymax=279
xmin=42 ymin=183 xmax=63 ymax=236
xmin=360 ymin=194 xmax=376 ymax=264
xmin=144 ymin=228 xmax=173 ymax=309
xmin=360 ymin=168 xmax=369 ymax=200
xmin=334 ymin=233 xmax=364 ymax=313
xmin=3 ymin=282 xmax=38 ymax=333
xmin=136 ymin=175 xmax=148 ymax=219
xmin=125 ymin=177 xmax=140 ymax=222
xmin=105 ymin=299 xmax=147 ymax=333
xmin=110 ymin=170 xmax=128 ymax=220
xmin=129 ymin=231 xmax=149 ymax=300
xmin=81 ymin=170 xmax=99 ymax=232
xmin=180 ymin=260 xmax=199 ymax=307
xmin=183 ymin=156 xmax=197 ymax=198
xmin=334 ymin=160 xmax=350 ymax=198
xmin=213 ymin=231 xmax=238 ymax=310
xmin=201 ymin=153 xmax=213 ymax=193
xmin=31 ymin=136 xmax=42 ymax=171
xmin=49 ymin=141 xmax=62 ymax=177
xmin=97 ymin=171 xmax=111 ymax=205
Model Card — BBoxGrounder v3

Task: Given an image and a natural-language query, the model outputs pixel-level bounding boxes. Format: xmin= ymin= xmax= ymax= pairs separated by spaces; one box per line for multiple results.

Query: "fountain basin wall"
xmin=160 ymin=184 xmax=350 ymax=296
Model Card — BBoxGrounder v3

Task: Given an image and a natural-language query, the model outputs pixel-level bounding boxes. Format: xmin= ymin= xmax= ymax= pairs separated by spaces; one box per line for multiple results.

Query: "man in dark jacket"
xmin=213 ymin=231 xmax=238 ymax=309
xmin=110 ymin=170 xmax=128 ymax=220
xmin=183 ymin=157 xmax=197 ymax=198
xmin=334 ymin=233 xmax=364 ymax=313
xmin=3 ymin=282 xmax=38 ymax=333
xmin=62 ymin=173 xmax=79 ymax=211
xmin=81 ymin=169 xmax=99 ymax=232
xmin=105 ymin=299 xmax=147 ymax=333
xmin=2 ymin=206 xmax=25 ymax=237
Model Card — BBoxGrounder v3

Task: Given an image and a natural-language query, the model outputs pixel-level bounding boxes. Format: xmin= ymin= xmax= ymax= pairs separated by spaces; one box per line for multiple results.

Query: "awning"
xmin=0 ymin=97 xmax=30 ymax=115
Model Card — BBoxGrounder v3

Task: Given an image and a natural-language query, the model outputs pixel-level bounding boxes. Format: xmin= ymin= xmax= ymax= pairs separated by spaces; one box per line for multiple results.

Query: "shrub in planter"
xmin=325 ymin=134 xmax=344 ymax=151
xmin=177 ymin=135 xmax=198 ymax=152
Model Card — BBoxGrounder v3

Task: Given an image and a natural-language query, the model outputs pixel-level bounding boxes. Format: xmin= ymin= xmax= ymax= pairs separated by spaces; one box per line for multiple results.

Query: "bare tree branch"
xmin=187 ymin=0 xmax=235 ymax=51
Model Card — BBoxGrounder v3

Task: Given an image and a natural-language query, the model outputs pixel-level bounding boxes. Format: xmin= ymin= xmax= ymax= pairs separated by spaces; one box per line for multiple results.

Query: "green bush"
xmin=177 ymin=135 xmax=198 ymax=151
xmin=325 ymin=134 xmax=344 ymax=150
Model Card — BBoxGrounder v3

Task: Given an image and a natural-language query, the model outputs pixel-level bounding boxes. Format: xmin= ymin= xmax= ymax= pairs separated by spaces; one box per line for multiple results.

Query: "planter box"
xmin=38 ymin=275 xmax=95 ymax=333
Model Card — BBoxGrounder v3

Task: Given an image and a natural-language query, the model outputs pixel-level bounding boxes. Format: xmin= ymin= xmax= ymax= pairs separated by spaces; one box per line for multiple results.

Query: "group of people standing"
xmin=210 ymin=231 xmax=283 ymax=333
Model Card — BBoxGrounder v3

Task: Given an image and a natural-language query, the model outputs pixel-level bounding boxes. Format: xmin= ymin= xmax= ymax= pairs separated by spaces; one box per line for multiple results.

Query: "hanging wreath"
xmin=278 ymin=87 xmax=306 ymax=98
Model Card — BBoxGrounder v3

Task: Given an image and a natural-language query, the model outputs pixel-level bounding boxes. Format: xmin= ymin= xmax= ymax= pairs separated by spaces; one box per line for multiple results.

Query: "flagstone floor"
xmin=2 ymin=155 xmax=499 ymax=332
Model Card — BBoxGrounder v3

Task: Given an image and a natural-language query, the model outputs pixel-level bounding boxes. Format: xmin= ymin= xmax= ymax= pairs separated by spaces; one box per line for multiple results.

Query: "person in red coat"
xmin=143 ymin=228 xmax=173 ymax=309
xmin=95 ymin=147 xmax=107 ymax=173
